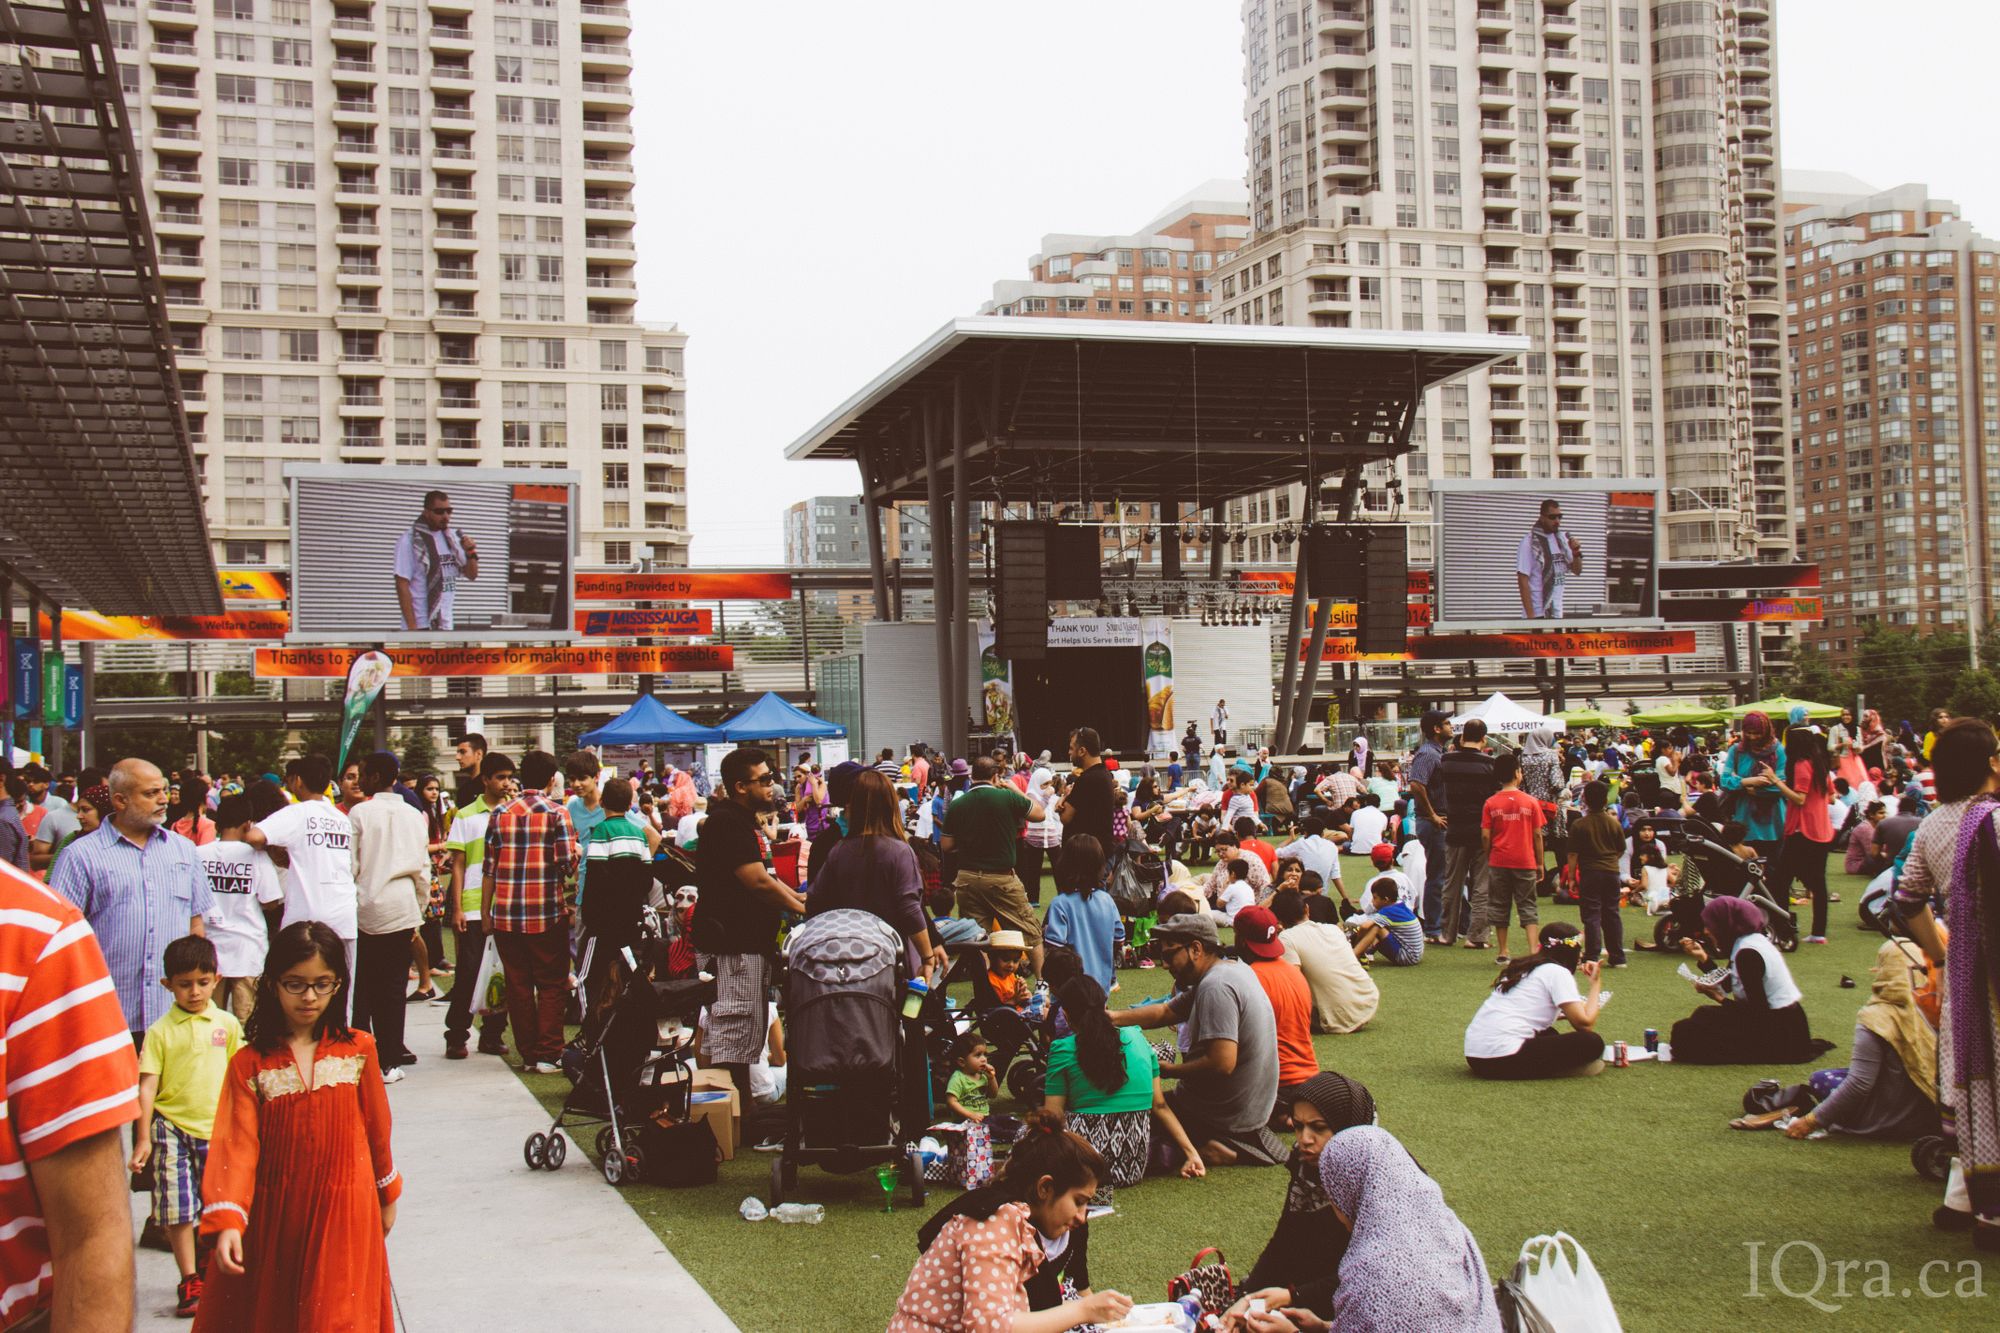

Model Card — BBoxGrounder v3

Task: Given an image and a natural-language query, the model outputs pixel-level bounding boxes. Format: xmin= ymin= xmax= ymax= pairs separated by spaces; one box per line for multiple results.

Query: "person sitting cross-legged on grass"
xmin=1108 ymin=914 xmax=1285 ymax=1168
xmin=893 ymin=1111 xmax=1134 ymax=1332
xmin=1462 ymin=925 xmax=1606 ymax=1080
xmin=1346 ymin=877 xmax=1425 ymax=968
xmin=1041 ymin=975 xmax=1204 ymax=1201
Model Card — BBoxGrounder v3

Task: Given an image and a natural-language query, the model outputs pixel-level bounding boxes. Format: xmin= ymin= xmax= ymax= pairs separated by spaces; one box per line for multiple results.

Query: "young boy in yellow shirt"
xmin=130 ymin=934 xmax=243 ymax=1317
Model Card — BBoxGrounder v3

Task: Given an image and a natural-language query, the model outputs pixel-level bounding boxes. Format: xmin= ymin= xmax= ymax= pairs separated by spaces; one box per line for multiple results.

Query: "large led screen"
xmin=286 ymin=464 xmax=575 ymax=643
xmin=1430 ymin=479 xmax=1660 ymax=630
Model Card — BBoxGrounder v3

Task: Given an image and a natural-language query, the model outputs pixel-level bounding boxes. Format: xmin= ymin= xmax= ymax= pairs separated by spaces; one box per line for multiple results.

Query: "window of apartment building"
xmin=218 ymin=117 xmax=256 ymax=147
xmin=498 ymin=294 xmax=529 ymax=321
xmin=278 ymin=162 xmax=314 ymax=190
xmin=214 ymin=32 xmax=253 ymax=62
xmin=222 ymin=328 xmax=264 ymax=359
xmin=498 ymin=175 xmax=526 ymax=201
xmin=602 ymin=423 xmax=628 ymax=450
xmin=387 ymin=48 xmax=418 ymax=76
xmin=391 ymin=127 xmax=421 ymax=157
xmin=601 ymin=385 xmax=627 ymax=413
xmin=496 ymin=56 xmax=524 ymax=84
xmin=497 ymin=135 xmax=526 ymax=163
xmin=388 ymin=88 xmax=419 ymax=117
xmin=220 ymin=239 xmax=259 ymax=271
xmin=216 ymin=74 xmax=256 ymax=104
xmin=271 ymin=38 xmax=309 ymax=67
xmin=497 ymin=96 xmax=525 ymax=124
xmin=534 ymin=99 xmax=560 ymax=126
xmin=386 ymin=5 xmax=416 ymax=35
xmin=273 ymin=243 xmax=313 ymax=273
xmin=538 ymin=339 xmax=566 ymax=370
xmin=1428 ymin=65 xmax=1455 ymax=95
xmin=538 ymin=422 xmax=566 ymax=448
xmin=1439 ymin=245 xmax=1464 ymax=269
xmin=535 ymin=217 xmax=563 ymax=243
xmin=534 ymin=137 xmax=562 ymax=166
xmin=531 ymin=18 xmax=559 ymax=47
xmin=215 ymin=0 xmax=253 ymax=18
xmin=534 ymin=177 xmax=562 ymax=204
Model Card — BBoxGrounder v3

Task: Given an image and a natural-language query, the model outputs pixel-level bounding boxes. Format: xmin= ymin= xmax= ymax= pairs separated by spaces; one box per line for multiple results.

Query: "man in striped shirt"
xmin=50 ymin=759 xmax=213 ymax=1045
xmin=0 ymin=858 xmax=142 ymax=1330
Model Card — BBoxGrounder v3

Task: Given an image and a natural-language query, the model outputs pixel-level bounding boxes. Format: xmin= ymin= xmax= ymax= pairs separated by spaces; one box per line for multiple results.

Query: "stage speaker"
xmin=993 ymin=521 xmax=1050 ymax=660
xmin=1358 ymin=526 xmax=1409 ymax=656
xmin=1046 ymin=524 xmax=1103 ymax=600
xmin=1305 ymin=524 xmax=1362 ymax=599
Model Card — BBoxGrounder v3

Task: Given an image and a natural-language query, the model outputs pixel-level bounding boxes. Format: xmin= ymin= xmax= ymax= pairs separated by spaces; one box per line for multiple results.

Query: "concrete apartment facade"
xmin=110 ymin=0 xmax=687 ymax=573
xmin=1214 ymin=0 xmax=1787 ymax=572
xmin=1783 ymin=178 xmax=2000 ymax=663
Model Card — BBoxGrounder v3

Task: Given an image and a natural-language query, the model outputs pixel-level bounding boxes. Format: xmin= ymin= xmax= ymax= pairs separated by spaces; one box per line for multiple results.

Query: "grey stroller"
xmin=768 ymin=908 xmax=927 ymax=1207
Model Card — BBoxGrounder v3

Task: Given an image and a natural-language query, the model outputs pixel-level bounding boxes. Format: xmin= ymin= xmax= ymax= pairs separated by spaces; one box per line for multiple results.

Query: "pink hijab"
xmin=666 ymin=770 xmax=697 ymax=821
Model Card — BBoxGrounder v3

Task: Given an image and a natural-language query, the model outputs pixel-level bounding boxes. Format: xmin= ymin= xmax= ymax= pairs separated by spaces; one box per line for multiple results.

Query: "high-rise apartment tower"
xmin=1217 ymin=0 xmax=1785 ymax=570
xmin=108 ymin=0 xmax=686 ymax=572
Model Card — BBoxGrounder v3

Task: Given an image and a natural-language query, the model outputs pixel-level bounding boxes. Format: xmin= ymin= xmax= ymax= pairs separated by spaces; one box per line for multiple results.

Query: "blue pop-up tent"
xmin=714 ymin=691 xmax=845 ymax=742
xmin=579 ymin=694 xmax=724 ymax=747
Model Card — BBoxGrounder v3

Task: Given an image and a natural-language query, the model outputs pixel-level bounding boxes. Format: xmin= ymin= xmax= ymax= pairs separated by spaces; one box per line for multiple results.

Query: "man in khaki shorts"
xmin=945 ymin=756 xmax=1047 ymax=975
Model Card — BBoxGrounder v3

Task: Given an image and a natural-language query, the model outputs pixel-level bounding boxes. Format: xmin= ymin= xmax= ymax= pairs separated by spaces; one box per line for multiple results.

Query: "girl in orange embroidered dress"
xmin=195 ymin=922 xmax=401 ymax=1332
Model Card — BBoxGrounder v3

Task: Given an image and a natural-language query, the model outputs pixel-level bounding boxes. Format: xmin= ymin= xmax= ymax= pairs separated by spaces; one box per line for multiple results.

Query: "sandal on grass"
xmin=1730 ymin=1114 xmax=1783 ymax=1131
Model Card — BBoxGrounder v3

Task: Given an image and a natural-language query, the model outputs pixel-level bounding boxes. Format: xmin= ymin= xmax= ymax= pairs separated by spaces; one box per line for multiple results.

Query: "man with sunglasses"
xmin=692 ymin=748 xmax=805 ymax=1108
xmin=393 ymin=488 xmax=479 ymax=632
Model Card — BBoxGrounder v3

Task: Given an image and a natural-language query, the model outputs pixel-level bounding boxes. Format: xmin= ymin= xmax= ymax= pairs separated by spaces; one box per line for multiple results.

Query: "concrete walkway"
xmin=136 ymin=996 xmax=737 ymax=1330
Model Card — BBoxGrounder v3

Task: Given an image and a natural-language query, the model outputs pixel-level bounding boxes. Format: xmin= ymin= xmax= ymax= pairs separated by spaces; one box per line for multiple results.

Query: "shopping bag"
xmin=472 ymin=936 xmax=505 ymax=1016
xmin=1499 ymin=1232 xmax=1621 ymax=1333
xmin=1165 ymin=1246 xmax=1236 ymax=1315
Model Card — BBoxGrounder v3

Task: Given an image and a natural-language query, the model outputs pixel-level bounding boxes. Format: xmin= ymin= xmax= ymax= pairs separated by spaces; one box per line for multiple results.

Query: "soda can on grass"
xmin=1644 ymin=1027 xmax=1659 ymax=1053
xmin=1612 ymin=1040 xmax=1630 ymax=1067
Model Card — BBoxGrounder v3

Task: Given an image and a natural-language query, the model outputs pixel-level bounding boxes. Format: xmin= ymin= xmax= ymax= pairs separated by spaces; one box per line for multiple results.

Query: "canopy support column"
xmin=923 ymin=404 xmax=954 ymax=756
xmin=1272 ymin=538 xmax=1311 ymax=752
xmin=861 ymin=483 xmax=891 ymax=623
xmin=1288 ymin=471 xmax=1359 ymax=752
xmin=951 ymin=377 xmax=972 ymax=759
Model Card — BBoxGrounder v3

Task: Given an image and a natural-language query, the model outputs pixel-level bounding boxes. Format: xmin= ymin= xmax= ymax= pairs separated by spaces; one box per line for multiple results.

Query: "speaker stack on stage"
xmin=1307 ymin=523 xmax=1410 ymax=656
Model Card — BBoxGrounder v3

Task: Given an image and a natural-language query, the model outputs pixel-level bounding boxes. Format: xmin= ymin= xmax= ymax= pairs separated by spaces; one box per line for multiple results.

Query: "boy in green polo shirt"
xmin=580 ymin=777 xmax=656 ymax=1007
xmin=131 ymin=934 xmax=242 ymax=1317
xmin=444 ymin=751 xmax=515 ymax=1059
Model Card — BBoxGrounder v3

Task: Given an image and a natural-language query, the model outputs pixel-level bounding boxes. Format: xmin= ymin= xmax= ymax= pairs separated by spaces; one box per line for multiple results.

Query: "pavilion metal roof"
xmin=785 ymin=316 xmax=1525 ymax=506
xmin=0 ymin=0 xmax=218 ymax=616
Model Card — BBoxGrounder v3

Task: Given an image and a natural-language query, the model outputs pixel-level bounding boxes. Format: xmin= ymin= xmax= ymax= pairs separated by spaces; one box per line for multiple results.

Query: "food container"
xmin=1657 ymin=1041 xmax=1673 ymax=1063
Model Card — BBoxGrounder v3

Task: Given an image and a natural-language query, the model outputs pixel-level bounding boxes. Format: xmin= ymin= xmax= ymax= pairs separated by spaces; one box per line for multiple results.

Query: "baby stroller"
xmin=1649 ymin=816 xmax=1798 ymax=954
xmin=768 ymin=908 xmax=928 ymax=1207
xmin=525 ymin=909 xmax=716 ymax=1187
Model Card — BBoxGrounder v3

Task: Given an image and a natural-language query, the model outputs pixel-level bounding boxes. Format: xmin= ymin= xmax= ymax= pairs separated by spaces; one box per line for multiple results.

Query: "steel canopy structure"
xmin=786 ymin=317 xmax=1525 ymax=756
xmin=0 ymin=0 xmax=217 ymax=617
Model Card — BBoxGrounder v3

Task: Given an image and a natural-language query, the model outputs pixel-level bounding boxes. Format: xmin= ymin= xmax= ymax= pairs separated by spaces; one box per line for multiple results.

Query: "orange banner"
xmin=574 ymin=571 xmax=793 ymax=601
xmin=1240 ymin=570 xmax=1432 ymax=597
xmin=1302 ymin=629 xmax=1697 ymax=663
xmin=254 ymin=644 xmax=734 ymax=678
xmin=1288 ymin=603 xmax=1433 ymax=631
xmin=574 ymin=608 xmax=715 ymax=636
xmin=1661 ymin=596 xmax=1823 ymax=623
xmin=217 ymin=570 xmax=289 ymax=601
xmin=42 ymin=609 xmax=290 ymax=641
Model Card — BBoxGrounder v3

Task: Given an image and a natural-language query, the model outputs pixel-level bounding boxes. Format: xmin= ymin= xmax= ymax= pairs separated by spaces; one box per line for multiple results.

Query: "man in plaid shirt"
xmin=483 ymin=750 xmax=579 ymax=1073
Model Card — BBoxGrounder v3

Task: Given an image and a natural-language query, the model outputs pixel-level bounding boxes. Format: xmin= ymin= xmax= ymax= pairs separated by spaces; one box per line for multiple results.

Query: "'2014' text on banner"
xmin=1301 ymin=629 xmax=1697 ymax=662
xmin=573 ymin=571 xmax=793 ymax=601
xmin=574 ymin=608 xmax=715 ymax=635
xmin=254 ymin=644 xmax=734 ymax=678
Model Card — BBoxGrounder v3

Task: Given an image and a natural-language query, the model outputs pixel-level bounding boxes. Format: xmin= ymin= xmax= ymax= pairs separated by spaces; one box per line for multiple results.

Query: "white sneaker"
xmin=382 ymin=1067 xmax=406 ymax=1085
xmin=527 ymin=1061 xmax=563 ymax=1075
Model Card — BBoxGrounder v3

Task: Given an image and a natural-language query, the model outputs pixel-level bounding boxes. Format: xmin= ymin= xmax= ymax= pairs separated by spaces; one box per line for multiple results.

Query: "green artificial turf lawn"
xmin=514 ymin=856 xmax=1995 ymax=1332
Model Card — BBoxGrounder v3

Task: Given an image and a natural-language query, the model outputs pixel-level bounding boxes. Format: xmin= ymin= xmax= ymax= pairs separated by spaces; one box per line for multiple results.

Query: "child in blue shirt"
xmin=1347 ymin=877 xmax=1426 ymax=966
xmin=1040 ymin=835 xmax=1122 ymax=994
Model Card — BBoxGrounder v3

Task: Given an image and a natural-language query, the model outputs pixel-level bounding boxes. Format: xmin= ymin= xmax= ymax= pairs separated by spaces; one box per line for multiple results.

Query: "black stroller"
xmin=523 ymin=910 xmax=715 ymax=1187
xmin=768 ymin=908 xmax=928 ymax=1207
xmin=1650 ymin=815 xmax=1799 ymax=954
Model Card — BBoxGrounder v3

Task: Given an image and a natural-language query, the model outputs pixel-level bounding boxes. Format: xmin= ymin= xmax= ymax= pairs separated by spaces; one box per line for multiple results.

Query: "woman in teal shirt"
xmin=1042 ymin=977 xmax=1205 ymax=1200
xmin=1718 ymin=710 xmax=1789 ymax=861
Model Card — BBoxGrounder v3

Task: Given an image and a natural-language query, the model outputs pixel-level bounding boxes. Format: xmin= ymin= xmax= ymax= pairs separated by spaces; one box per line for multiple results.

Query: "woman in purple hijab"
xmin=1669 ymin=896 xmax=1830 ymax=1064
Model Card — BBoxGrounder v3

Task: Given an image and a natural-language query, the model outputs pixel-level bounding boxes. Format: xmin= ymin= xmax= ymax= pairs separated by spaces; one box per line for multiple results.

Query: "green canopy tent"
xmin=1555 ymin=707 xmax=1629 ymax=729
xmin=1629 ymin=703 xmax=1725 ymax=727
xmin=1722 ymin=696 xmax=1845 ymax=723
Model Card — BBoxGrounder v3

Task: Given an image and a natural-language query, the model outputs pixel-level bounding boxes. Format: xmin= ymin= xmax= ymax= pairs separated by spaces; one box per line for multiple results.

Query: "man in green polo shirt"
xmin=945 ymin=756 xmax=1046 ymax=975
xmin=443 ymin=751 xmax=515 ymax=1059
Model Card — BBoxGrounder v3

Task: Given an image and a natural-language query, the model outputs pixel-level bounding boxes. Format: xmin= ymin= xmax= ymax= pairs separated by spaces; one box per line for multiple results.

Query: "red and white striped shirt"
xmin=0 ymin=861 xmax=140 ymax=1326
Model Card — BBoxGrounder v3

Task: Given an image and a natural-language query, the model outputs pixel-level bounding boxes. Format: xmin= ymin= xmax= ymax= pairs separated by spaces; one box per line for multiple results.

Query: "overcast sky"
xmin=630 ymin=1 xmax=2000 ymax=566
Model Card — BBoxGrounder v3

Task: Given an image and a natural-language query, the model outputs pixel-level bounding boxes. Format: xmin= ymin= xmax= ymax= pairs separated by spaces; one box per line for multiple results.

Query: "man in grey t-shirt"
xmin=1110 ymin=913 xmax=1284 ymax=1167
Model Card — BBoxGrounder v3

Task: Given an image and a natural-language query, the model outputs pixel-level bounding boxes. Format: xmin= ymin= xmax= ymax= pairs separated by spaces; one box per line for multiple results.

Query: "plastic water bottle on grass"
xmin=771 ymin=1203 xmax=825 ymax=1224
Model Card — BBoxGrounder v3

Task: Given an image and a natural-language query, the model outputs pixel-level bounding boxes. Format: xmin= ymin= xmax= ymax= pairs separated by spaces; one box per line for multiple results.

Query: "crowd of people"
xmin=0 ymin=693 xmax=1987 ymax=1330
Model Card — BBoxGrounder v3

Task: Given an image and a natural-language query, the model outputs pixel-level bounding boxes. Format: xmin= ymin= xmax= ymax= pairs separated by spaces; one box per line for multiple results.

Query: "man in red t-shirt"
xmin=1233 ymin=905 xmax=1320 ymax=1115
xmin=1480 ymin=752 xmax=1547 ymax=962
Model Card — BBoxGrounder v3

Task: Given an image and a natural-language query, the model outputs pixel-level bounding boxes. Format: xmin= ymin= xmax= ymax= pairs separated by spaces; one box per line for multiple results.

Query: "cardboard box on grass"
xmin=689 ymin=1068 xmax=740 ymax=1159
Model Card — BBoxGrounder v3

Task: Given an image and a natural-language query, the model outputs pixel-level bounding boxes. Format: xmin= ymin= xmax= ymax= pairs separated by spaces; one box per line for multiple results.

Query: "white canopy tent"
xmin=1451 ymin=691 xmax=1566 ymax=736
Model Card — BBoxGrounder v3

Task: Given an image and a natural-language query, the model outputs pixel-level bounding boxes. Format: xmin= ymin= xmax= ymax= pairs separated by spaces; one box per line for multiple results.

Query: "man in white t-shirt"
xmin=393 ymin=488 xmax=480 ymax=632
xmin=1515 ymin=498 xmax=1582 ymax=618
xmin=200 ymin=792 xmax=285 ymax=1022
xmin=243 ymin=753 xmax=360 ymax=989
xmin=674 ymin=809 xmax=705 ymax=848
xmin=1348 ymin=796 xmax=1389 ymax=852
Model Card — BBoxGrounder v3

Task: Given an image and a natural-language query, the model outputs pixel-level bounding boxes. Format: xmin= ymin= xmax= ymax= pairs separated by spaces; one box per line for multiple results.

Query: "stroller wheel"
xmin=623 ymin=1146 xmax=646 ymax=1186
xmin=1653 ymin=917 xmax=1681 ymax=952
xmin=596 ymin=1127 xmax=616 ymax=1160
xmin=769 ymin=1156 xmax=785 ymax=1206
xmin=1005 ymin=1057 xmax=1045 ymax=1105
xmin=1913 ymin=1136 xmax=1952 ymax=1183
xmin=602 ymin=1150 xmax=625 ymax=1186
xmin=523 ymin=1132 xmax=548 ymax=1171
xmin=544 ymin=1133 xmax=567 ymax=1171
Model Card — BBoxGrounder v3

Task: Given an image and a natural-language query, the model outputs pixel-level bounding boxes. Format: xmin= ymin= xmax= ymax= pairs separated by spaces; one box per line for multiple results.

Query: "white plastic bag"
xmin=471 ymin=936 xmax=505 ymax=1016
xmin=1504 ymin=1232 xmax=1621 ymax=1333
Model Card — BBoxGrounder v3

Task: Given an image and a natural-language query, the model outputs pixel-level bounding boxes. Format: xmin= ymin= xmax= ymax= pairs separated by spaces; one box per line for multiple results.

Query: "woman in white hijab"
xmin=1240 ymin=1124 xmax=1501 ymax=1333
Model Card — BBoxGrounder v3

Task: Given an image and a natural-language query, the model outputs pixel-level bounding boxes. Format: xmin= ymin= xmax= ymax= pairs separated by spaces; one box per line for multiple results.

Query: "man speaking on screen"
xmin=1516 ymin=498 xmax=1582 ymax=618
xmin=394 ymin=489 xmax=480 ymax=632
